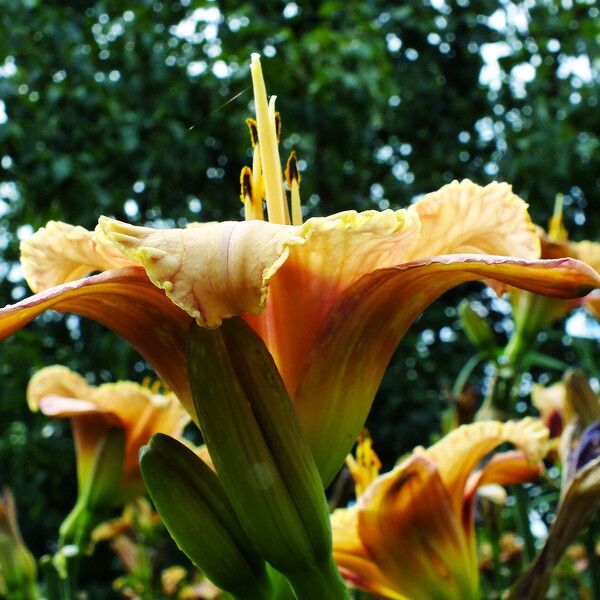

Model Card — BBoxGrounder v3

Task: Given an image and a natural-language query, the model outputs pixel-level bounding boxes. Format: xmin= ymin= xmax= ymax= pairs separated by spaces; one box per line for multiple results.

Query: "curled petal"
xmin=464 ymin=450 xmax=543 ymax=522
xmin=408 ymin=180 xmax=540 ymax=260
xmin=358 ymin=455 xmax=478 ymax=600
xmin=295 ymin=256 xmax=597 ymax=485
xmin=0 ymin=267 xmax=194 ymax=418
xmin=27 ymin=365 xmax=94 ymax=412
xmin=21 ymin=221 xmax=135 ymax=292
xmin=97 ymin=209 xmax=420 ymax=335
xmin=422 ymin=419 xmax=549 ymax=518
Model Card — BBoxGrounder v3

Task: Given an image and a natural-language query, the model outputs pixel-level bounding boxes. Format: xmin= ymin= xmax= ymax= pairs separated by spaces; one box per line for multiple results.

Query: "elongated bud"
xmin=59 ymin=428 xmax=125 ymax=548
xmin=458 ymin=300 xmax=497 ymax=357
xmin=140 ymin=434 xmax=273 ymax=599
xmin=187 ymin=318 xmax=348 ymax=598
xmin=0 ymin=489 xmax=39 ymax=600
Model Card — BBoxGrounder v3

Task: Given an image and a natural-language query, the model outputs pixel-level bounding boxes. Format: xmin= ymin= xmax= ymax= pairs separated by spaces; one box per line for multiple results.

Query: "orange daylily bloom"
xmin=509 ymin=196 xmax=600 ymax=341
xmin=331 ymin=419 xmax=549 ymax=600
xmin=27 ymin=366 xmax=189 ymax=502
xmin=2 ymin=56 xmax=599 ymax=485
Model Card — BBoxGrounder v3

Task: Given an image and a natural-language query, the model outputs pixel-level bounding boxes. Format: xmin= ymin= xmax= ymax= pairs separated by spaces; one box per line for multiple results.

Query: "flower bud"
xmin=140 ymin=433 xmax=272 ymax=599
xmin=187 ymin=317 xmax=348 ymax=598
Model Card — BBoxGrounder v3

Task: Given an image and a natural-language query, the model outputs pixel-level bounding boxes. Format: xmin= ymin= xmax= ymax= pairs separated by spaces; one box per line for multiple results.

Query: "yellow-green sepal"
xmin=139 ymin=433 xmax=273 ymax=599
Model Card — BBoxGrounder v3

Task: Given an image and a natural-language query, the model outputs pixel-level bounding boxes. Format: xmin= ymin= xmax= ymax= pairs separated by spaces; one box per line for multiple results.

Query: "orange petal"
xmin=463 ymin=450 xmax=543 ymax=526
xmin=331 ymin=507 xmax=406 ymax=599
xmin=422 ymin=419 xmax=548 ymax=519
xmin=21 ymin=221 xmax=135 ymax=293
xmin=295 ymin=256 xmax=596 ymax=484
xmin=97 ymin=210 xmax=421 ymax=377
xmin=408 ymin=180 xmax=540 ymax=260
xmin=0 ymin=267 xmax=194 ymax=417
xmin=584 ymin=291 xmax=600 ymax=320
xmin=575 ymin=240 xmax=600 ymax=273
xmin=358 ymin=455 xmax=478 ymax=600
xmin=27 ymin=365 xmax=95 ymax=412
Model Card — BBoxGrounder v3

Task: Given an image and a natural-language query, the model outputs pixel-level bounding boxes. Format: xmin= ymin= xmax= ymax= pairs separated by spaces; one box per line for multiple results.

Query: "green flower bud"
xmin=187 ymin=318 xmax=348 ymax=599
xmin=140 ymin=433 xmax=273 ymax=599
xmin=458 ymin=300 xmax=497 ymax=356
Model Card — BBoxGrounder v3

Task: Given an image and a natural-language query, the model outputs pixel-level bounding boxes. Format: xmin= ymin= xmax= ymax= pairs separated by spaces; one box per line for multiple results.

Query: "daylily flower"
xmin=27 ymin=366 xmax=189 ymax=504
xmin=1 ymin=56 xmax=599 ymax=485
xmin=331 ymin=419 xmax=549 ymax=600
xmin=509 ymin=195 xmax=600 ymax=350
xmin=509 ymin=419 xmax=600 ymax=599
xmin=532 ymin=370 xmax=600 ymax=439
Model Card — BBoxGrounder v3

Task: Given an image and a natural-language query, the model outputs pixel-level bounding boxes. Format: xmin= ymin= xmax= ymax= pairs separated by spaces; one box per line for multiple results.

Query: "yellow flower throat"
xmin=240 ymin=54 xmax=302 ymax=226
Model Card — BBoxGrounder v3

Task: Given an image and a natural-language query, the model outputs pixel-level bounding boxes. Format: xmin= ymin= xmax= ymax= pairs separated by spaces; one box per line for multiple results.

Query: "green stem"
xmin=286 ymin=557 xmax=349 ymax=600
xmin=512 ymin=485 xmax=535 ymax=564
xmin=584 ymin=520 xmax=600 ymax=599
xmin=476 ymin=327 xmax=532 ymax=421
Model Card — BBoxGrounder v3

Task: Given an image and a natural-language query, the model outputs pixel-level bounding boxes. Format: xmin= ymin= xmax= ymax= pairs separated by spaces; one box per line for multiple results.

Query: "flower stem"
xmin=512 ymin=484 xmax=536 ymax=564
xmin=286 ymin=557 xmax=349 ymax=600
xmin=584 ymin=518 xmax=600 ymax=599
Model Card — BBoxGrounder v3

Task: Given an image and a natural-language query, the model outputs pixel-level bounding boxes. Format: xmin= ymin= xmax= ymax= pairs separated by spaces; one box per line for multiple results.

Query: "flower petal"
xmin=295 ymin=256 xmax=597 ymax=484
xmin=357 ymin=455 xmax=478 ymax=600
xmin=408 ymin=180 xmax=540 ymax=260
xmin=464 ymin=450 xmax=543 ymax=522
xmin=575 ymin=240 xmax=600 ymax=273
xmin=27 ymin=365 xmax=95 ymax=412
xmin=97 ymin=210 xmax=421 ymax=394
xmin=21 ymin=221 xmax=135 ymax=293
xmin=331 ymin=507 xmax=406 ymax=600
xmin=422 ymin=419 xmax=549 ymax=518
xmin=0 ymin=267 xmax=194 ymax=417
xmin=97 ymin=209 xmax=420 ymax=330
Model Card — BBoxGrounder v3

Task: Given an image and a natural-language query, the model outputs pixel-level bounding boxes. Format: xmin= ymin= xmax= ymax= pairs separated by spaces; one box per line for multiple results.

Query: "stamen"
xmin=345 ymin=430 xmax=381 ymax=497
xmin=240 ymin=166 xmax=264 ymax=221
xmin=245 ymin=118 xmax=258 ymax=148
xmin=274 ymin=112 xmax=281 ymax=142
xmin=250 ymin=53 xmax=287 ymax=225
xmin=285 ymin=152 xmax=303 ymax=226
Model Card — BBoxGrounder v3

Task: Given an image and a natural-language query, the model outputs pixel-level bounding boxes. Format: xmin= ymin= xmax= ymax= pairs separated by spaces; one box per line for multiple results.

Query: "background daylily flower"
xmin=331 ymin=419 xmax=549 ymax=600
xmin=1 ymin=56 xmax=599 ymax=485
xmin=509 ymin=419 xmax=600 ymax=600
xmin=509 ymin=195 xmax=600 ymax=350
xmin=27 ymin=366 xmax=189 ymax=503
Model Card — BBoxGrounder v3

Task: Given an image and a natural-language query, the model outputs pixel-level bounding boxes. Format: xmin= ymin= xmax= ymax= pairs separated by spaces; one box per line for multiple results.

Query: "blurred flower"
xmin=532 ymin=370 xmax=600 ymax=440
xmin=509 ymin=195 xmax=600 ymax=353
xmin=345 ymin=430 xmax=382 ymax=497
xmin=2 ymin=57 xmax=598 ymax=484
xmin=331 ymin=419 xmax=548 ymax=600
xmin=0 ymin=489 xmax=38 ymax=600
xmin=27 ymin=366 xmax=189 ymax=502
xmin=509 ymin=417 xmax=600 ymax=599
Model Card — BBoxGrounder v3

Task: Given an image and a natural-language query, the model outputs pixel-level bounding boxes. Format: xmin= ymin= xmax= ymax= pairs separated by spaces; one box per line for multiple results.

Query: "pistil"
xmin=250 ymin=54 xmax=288 ymax=225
